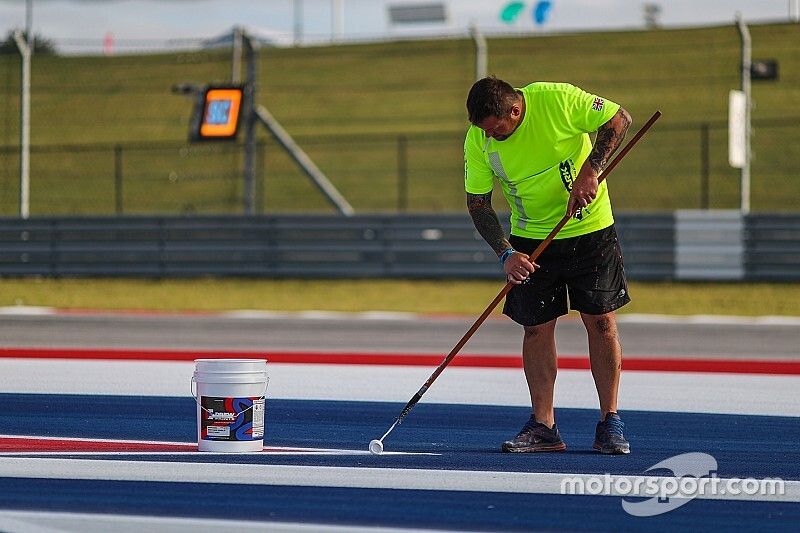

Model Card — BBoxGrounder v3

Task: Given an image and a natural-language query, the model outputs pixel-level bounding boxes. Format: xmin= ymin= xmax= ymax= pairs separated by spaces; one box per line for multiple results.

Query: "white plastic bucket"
xmin=192 ymin=359 xmax=268 ymax=452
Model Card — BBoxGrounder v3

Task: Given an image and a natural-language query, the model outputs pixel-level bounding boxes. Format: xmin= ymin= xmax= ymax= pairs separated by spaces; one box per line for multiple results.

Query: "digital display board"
xmin=190 ymin=86 xmax=244 ymax=141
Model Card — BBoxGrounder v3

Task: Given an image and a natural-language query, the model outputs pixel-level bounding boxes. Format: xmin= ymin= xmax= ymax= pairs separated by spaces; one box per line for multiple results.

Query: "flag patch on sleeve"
xmin=592 ymin=97 xmax=604 ymax=111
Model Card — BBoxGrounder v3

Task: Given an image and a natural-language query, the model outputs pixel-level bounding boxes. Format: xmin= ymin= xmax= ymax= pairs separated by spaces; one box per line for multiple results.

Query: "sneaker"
xmin=501 ymin=416 xmax=567 ymax=453
xmin=593 ymin=412 xmax=631 ymax=455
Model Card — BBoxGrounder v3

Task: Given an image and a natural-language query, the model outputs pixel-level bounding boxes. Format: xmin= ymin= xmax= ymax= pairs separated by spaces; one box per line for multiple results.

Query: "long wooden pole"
xmin=374 ymin=110 xmax=662 ymax=448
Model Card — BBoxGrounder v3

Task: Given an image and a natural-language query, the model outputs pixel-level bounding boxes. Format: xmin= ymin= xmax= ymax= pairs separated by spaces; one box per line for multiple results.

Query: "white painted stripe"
xmin=204 ymin=311 xmax=800 ymax=326
xmin=0 ymin=510 xmax=425 ymax=533
xmin=0 ymin=434 xmax=191 ymax=446
xmin=0 ymin=306 xmax=55 ymax=315
xmin=1 ymin=305 xmax=796 ymax=326
xmin=221 ymin=309 xmax=292 ymax=319
xmin=0 ymin=435 xmax=435 ymax=456
xmin=222 ymin=310 xmax=417 ymax=321
xmin=1 ymin=459 xmax=797 ymax=503
xmin=1 ymin=360 xmax=798 ymax=416
xmin=296 ymin=310 xmax=375 ymax=320
xmin=357 ymin=311 xmax=418 ymax=321
xmin=618 ymin=313 xmax=800 ymax=326
xmin=0 ymin=450 xmax=430 ymax=457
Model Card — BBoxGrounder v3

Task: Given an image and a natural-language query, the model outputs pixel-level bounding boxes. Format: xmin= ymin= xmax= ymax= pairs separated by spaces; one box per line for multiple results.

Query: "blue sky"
xmin=0 ymin=0 xmax=797 ymax=53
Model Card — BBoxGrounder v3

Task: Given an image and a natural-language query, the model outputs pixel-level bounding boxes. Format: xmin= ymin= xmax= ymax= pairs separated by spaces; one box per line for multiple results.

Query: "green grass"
xmin=1 ymin=22 xmax=799 ymax=215
xmin=1 ymin=278 xmax=797 ymax=317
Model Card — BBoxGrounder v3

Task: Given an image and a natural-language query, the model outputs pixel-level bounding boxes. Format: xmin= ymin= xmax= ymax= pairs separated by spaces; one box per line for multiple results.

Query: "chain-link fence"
xmin=1 ymin=117 xmax=797 ymax=216
xmin=1 ymin=23 xmax=798 ymax=216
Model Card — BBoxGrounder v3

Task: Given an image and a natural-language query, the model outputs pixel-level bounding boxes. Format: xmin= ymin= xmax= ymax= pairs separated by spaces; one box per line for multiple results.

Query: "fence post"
xmin=242 ymin=33 xmax=258 ymax=215
xmin=736 ymin=15 xmax=752 ymax=214
xmin=114 ymin=144 xmax=123 ymax=215
xmin=397 ymin=135 xmax=408 ymax=212
xmin=470 ymin=25 xmax=487 ymax=80
xmin=700 ymin=123 xmax=709 ymax=209
xmin=257 ymin=140 xmax=266 ymax=214
xmin=13 ymin=30 xmax=31 ymax=219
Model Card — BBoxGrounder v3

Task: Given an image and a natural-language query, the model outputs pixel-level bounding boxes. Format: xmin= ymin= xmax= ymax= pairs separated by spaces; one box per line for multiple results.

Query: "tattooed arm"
xmin=588 ymin=107 xmax=632 ymax=174
xmin=467 ymin=192 xmax=537 ymax=283
xmin=467 ymin=192 xmax=511 ymax=256
xmin=567 ymin=107 xmax=632 ymax=216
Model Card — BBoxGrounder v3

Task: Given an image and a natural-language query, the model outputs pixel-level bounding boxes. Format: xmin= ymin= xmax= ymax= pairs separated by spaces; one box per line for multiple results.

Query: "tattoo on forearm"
xmin=467 ymin=192 xmax=510 ymax=256
xmin=588 ymin=108 xmax=632 ymax=174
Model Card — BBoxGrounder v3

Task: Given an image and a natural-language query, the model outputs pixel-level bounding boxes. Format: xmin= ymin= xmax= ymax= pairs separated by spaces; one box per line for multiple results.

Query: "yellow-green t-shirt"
xmin=464 ymin=82 xmax=620 ymax=239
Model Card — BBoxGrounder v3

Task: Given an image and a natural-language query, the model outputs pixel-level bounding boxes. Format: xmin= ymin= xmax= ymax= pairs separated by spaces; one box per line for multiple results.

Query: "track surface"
xmin=0 ymin=310 xmax=798 ymax=531
xmin=2 ymin=310 xmax=799 ymax=359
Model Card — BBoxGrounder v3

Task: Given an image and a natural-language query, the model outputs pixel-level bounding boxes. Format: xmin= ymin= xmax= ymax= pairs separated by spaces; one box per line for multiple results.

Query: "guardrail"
xmin=0 ymin=213 xmax=796 ymax=280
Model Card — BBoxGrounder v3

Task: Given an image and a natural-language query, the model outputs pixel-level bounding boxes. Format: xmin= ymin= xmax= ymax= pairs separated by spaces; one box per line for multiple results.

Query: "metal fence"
xmin=1 ymin=114 xmax=798 ymax=216
xmin=1 ymin=213 xmax=797 ymax=281
xmin=2 ymin=23 xmax=799 ymax=216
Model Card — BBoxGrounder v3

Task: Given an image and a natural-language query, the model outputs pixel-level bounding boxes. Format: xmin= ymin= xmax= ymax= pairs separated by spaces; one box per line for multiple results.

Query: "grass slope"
xmin=0 ymin=23 xmax=798 ymax=215
xmin=1 ymin=278 xmax=798 ymax=317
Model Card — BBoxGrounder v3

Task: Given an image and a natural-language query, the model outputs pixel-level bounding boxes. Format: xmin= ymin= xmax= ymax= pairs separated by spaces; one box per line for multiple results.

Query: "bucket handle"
xmin=191 ymin=375 xmax=269 ymax=416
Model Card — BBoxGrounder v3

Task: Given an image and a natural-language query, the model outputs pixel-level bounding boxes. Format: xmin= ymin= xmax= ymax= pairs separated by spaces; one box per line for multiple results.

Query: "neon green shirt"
xmin=464 ymin=82 xmax=620 ymax=239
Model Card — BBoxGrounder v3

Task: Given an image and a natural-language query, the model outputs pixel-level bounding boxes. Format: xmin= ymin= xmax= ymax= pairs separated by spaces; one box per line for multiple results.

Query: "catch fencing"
xmin=2 ymin=23 xmax=799 ymax=216
xmin=2 ymin=115 xmax=798 ymax=216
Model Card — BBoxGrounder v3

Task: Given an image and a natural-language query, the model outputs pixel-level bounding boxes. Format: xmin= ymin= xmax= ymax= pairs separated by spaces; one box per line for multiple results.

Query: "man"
xmin=464 ymin=76 xmax=632 ymax=454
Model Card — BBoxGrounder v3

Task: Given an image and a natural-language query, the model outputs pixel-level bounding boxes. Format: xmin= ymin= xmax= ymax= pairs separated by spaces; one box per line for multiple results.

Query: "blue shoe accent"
xmin=593 ymin=412 xmax=631 ymax=455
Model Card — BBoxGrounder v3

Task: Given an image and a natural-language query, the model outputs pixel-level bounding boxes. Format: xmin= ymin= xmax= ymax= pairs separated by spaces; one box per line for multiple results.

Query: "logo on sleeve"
xmin=592 ymin=97 xmax=604 ymax=111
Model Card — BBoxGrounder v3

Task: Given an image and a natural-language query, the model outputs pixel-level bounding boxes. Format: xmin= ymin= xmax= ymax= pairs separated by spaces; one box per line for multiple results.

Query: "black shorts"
xmin=503 ymin=224 xmax=631 ymax=326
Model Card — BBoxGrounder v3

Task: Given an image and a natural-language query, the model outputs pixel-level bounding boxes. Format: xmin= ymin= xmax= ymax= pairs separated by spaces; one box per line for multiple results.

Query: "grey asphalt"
xmin=1 ymin=312 xmax=797 ymax=360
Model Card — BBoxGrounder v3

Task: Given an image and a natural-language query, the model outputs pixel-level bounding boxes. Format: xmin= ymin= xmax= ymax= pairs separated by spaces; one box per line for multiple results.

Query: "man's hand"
xmin=566 ymin=171 xmax=599 ymax=217
xmin=503 ymin=252 xmax=539 ymax=284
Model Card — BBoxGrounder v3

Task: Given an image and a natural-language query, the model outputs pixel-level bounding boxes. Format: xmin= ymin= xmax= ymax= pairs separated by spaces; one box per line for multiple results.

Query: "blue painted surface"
xmin=1 ymin=393 xmax=798 ymax=531
xmin=0 ymin=479 xmax=797 ymax=532
xmin=1 ymin=394 xmax=798 ymax=480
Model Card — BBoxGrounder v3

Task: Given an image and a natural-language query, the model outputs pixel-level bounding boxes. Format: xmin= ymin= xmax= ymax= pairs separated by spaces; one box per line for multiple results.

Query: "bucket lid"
xmin=194 ymin=359 xmax=267 ymax=373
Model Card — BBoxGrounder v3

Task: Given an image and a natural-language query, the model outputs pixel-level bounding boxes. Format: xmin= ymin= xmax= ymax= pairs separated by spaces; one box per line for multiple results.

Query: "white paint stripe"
xmin=0 ymin=510 xmax=426 ymax=533
xmin=1 ymin=360 xmax=798 ymax=416
xmin=0 ymin=434 xmax=191 ymax=446
xmin=357 ymin=311 xmax=418 ymax=321
xmin=618 ymin=314 xmax=800 ymax=326
xmin=1 ymin=305 xmax=797 ymax=326
xmin=1 ymin=459 xmax=797 ymax=503
xmin=220 ymin=309 xmax=292 ymax=319
xmin=0 ymin=435 xmax=435 ymax=456
xmin=223 ymin=310 xmax=417 ymax=321
xmin=0 ymin=306 xmax=55 ymax=315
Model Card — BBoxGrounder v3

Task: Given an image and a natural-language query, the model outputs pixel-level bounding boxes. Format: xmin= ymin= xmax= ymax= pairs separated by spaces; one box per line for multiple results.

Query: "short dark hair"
xmin=466 ymin=76 xmax=517 ymax=125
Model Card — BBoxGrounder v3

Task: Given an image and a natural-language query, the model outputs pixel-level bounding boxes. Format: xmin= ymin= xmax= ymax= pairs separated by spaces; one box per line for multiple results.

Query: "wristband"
xmin=499 ymin=247 xmax=516 ymax=265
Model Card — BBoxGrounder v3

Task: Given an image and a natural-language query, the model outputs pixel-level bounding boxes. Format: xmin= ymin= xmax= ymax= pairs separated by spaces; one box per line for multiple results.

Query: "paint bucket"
xmin=191 ymin=359 xmax=268 ymax=452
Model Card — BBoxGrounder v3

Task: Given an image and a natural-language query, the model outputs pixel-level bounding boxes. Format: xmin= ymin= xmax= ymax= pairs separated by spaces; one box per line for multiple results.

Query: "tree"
xmin=0 ymin=30 xmax=57 ymax=55
xmin=642 ymin=3 xmax=662 ymax=29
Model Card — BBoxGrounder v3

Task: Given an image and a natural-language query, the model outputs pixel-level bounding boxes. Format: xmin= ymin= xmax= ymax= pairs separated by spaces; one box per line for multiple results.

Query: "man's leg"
xmin=565 ymin=226 xmax=630 ymax=454
xmin=501 ymin=317 xmax=565 ymax=452
xmin=581 ymin=310 xmax=630 ymax=454
xmin=522 ymin=318 xmax=558 ymax=428
xmin=580 ymin=311 xmax=621 ymax=418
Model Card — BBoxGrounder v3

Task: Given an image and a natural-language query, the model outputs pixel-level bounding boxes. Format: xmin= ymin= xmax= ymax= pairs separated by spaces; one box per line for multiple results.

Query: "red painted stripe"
xmin=0 ymin=436 xmax=314 ymax=453
xmin=0 ymin=437 xmax=197 ymax=452
xmin=1 ymin=347 xmax=798 ymax=375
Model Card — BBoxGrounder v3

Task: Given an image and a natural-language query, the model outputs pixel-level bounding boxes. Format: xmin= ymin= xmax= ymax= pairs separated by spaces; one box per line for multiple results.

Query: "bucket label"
xmin=200 ymin=396 xmax=265 ymax=441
